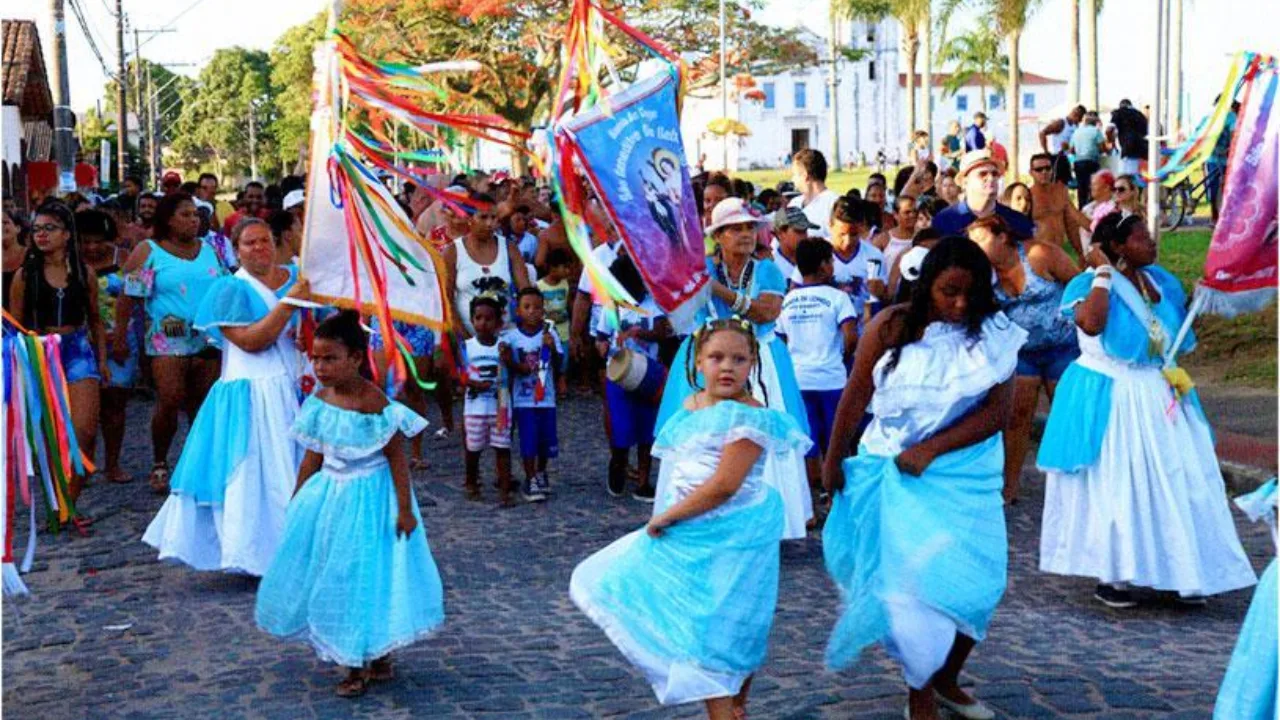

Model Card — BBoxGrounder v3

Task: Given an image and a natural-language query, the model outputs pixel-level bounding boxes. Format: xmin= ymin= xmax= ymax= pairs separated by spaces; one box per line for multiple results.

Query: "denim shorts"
xmin=1016 ymin=344 xmax=1079 ymax=383
xmin=59 ymin=328 xmax=101 ymax=384
xmin=369 ymin=318 xmax=437 ymax=358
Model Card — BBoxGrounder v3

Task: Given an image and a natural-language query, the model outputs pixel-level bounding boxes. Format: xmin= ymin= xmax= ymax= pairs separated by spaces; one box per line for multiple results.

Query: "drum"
xmin=606 ymin=348 xmax=667 ymax=404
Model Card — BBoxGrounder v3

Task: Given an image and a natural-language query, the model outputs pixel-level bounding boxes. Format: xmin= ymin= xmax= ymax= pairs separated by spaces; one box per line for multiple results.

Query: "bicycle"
xmin=1158 ymin=164 xmax=1223 ymax=231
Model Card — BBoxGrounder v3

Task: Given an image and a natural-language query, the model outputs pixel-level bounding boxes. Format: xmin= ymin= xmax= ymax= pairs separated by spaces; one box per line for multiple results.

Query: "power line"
xmin=66 ymin=0 xmax=114 ymax=80
xmin=138 ymin=0 xmax=210 ymax=49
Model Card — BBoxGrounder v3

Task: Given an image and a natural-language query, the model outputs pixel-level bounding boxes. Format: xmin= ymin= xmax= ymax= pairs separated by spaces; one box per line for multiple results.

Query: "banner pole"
xmin=1165 ymin=289 xmax=1205 ymax=367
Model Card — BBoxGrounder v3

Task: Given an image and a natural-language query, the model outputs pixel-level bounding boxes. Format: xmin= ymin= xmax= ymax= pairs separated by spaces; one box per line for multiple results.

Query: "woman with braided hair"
xmin=9 ymin=199 xmax=107 ymax=516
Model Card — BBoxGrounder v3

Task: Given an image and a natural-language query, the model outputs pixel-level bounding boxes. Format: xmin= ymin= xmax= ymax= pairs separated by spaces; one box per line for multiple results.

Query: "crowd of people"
xmin=1 ymin=135 xmax=1268 ymax=720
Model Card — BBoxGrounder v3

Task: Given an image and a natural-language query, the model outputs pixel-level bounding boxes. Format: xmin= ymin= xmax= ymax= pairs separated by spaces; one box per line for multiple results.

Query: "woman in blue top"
xmin=657 ymin=197 xmax=812 ymax=538
xmin=1215 ymin=479 xmax=1276 ymax=720
xmin=966 ymin=214 xmax=1081 ymax=504
xmin=114 ymin=193 xmax=227 ymax=494
xmin=1038 ymin=213 xmax=1256 ymax=608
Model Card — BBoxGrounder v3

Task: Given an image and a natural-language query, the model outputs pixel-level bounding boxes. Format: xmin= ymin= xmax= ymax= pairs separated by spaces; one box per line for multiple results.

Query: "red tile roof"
xmin=3 ymin=19 xmax=53 ymax=117
xmin=898 ymin=71 xmax=1065 ymax=88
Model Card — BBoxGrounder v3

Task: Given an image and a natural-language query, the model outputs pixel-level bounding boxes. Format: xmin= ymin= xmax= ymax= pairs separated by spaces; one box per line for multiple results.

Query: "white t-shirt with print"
xmin=776 ymin=284 xmax=857 ymax=391
xmin=502 ymin=324 xmax=563 ymax=409
xmin=594 ymin=295 xmax=664 ymax=361
xmin=831 ymin=239 xmax=887 ymax=315
xmin=462 ymin=336 xmax=504 ymax=416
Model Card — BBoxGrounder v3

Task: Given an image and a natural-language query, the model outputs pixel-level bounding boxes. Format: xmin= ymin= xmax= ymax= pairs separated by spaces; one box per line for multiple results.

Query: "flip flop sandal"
xmin=336 ymin=674 xmax=369 ymax=698
xmin=409 ymin=458 xmax=429 ymax=471
xmin=106 ymin=469 xmax=132 ymax=484
xmin=149 ymin=464 xmax=170 ymax=495
xmin=367 ymin=658 xmax=394 ymax=682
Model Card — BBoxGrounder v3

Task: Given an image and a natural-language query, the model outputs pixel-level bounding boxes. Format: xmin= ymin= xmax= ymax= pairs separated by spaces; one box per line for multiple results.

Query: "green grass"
xmin=735 ymin=166 xmax=907 ymax=195
xmin=1162 ymin=228 xmax=1277 ymax=388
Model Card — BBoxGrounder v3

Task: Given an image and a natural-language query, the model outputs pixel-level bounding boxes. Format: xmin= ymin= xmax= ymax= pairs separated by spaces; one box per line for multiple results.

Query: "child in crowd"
xmin=462 ymin=295 xmax=515 ymax=506
xmin=255 ymin=311 xmax=443 ymax=698
xmin=537 ymin=247 xmax=574 ymax=343
xmin=571 ymin=318 xmax=810 ymax=720
xmin=503 ymin=287 xmax=566 ymax=502
xmin=595 ymin=253 xmax=671 ymax=501
xmin=776 ymin=238 xmax=858 ymax=492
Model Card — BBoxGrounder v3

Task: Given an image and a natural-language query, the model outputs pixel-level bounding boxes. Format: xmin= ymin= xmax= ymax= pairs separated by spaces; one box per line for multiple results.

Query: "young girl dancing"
xmin=570 ymin=317 xmax=811 ymax=720
xmin=255 ymin=311 xmax=445 ymax=698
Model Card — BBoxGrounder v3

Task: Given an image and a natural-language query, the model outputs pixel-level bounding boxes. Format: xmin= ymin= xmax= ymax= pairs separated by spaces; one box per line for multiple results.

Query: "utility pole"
xmin=49 ymin=0 xmax=76 ymax=194
xmin=146 ymin=63 xmax=158 ymax=186
xmin=134 ymin=26 xmax=145 ymax=184
xmin=1147 ymin=0 xmax=1164 ymax=240
xmin=248 ymin=103 xmax=259 ymax=180
xmin=827 ymin=9 xmax=840 ymax=172
xmin=115 ymin=0 xmax=127 ymax=189
xmin=718 ymin=0 xmax=728 ymax=172
xmin=1169 ymin=0 xmax=1183 ymax=139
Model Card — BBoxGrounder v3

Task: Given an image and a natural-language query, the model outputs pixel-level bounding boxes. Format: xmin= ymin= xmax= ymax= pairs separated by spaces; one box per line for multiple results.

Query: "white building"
xmin=680 ymin=19 xmax=1066 ymax=174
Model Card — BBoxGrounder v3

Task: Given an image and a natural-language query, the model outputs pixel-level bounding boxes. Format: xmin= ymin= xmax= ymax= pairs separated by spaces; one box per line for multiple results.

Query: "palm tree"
xmin=836 ymin=1 xmax=929 ymax=150
xmin=988 ymin=0 xmax=1042 ymax=180
xmin=1082 ymin=0 xmax=1099 ymax=110
xmin=1068 ymin=0 xmax=1079 ymax=105
xmin=936 ymin=27 xmax=1008 ymax=114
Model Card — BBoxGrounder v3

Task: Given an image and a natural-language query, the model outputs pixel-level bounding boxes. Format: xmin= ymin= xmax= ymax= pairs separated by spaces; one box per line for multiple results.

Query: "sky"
xmin=6 ymin=0 xmax=1278 ymax=121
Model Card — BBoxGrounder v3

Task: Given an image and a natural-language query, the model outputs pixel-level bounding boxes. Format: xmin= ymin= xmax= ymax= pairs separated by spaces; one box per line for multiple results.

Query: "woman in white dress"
xmin=1037 ymin=212 xmax=1256 ymax=607
xmin=822 ymin=236 xmax=1025 ymax=720
xmin=143 ymin=219 xmax=310 ymax=575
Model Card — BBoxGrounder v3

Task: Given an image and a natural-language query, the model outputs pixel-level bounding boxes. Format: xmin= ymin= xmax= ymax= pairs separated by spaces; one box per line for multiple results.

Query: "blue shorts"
xmin=605 ymin=379 xmax=658 ymax=450
xmin=1016 ymin=344 xmax=1079 ymax=383
xmin=802 ymin=389 xmax=843 ymax=458
xmin=59 ymin=328 xmax=101 ymax=384
xmin=514 ymin=407 xmax=559 ymax=459
xmin=369 ymin=318 xmax=436 ymax=358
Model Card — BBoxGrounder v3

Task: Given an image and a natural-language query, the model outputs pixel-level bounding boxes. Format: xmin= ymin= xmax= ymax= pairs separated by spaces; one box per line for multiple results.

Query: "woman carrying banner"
xmin=656 ymin=197 xmax=813 ymax=539
xmin=143 ymin=219 xmax=310 ymax=575
xmin=1037 ymin=212 xmax=1256 ymax=608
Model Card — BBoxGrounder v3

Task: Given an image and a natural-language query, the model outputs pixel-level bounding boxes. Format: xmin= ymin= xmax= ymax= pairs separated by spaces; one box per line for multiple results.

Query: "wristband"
xmin=1091 ymin=274 xmax=1112 ymax=291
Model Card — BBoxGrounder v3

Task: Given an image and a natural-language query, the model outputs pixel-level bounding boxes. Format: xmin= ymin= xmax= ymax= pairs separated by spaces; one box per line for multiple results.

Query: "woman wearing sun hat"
xmin=655 ymin=197 xmax=813 ymax=538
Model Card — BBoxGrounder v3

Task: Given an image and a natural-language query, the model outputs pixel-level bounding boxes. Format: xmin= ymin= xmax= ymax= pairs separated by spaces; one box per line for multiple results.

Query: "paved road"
xmin=3 ymin=392 xmax=1272 ymax=719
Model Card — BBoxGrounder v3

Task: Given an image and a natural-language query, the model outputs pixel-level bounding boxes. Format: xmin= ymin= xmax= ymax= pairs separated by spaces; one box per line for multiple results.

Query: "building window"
xmin=989 ymin=93 xmax=1001 ymax=109
xmin=794 ymin=82 xmax=807 ymax=110
xmin=763 ymin=82 xmax=775 ymax=110
xmin=1023 ymin=92 xmax=1036 ymax=109
xmin=869 ymin=61 xmax=876 ymax=81
xmin=956 ymin=94 xmax=968 ymax=112
xmin=824 ymin=84 xmax=830 ymax=108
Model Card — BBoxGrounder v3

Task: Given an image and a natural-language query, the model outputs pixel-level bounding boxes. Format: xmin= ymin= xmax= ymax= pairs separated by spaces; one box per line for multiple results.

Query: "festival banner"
xmin=1197 ymin=66 xmax=1279 ymax=317
xmin=557 ymin=70 xmax=709 ymax=329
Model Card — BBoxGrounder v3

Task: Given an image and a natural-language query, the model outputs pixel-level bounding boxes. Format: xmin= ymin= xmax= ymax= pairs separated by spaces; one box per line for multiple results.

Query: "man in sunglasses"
xmin=1028 ymin=152 xmax=1091 ymax=259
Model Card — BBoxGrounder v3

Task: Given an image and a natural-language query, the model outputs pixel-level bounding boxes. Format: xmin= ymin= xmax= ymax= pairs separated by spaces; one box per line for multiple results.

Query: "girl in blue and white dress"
xmin=656 ymin=197 xmax=812 ymax=538
xmin=572 ymin=317 xmax=810 ymax=720
xmin=1215 ymin=478 xmax=1277 ymax=720
xmin=256 ymin=311 xmax=444 ymax=698
xmin=1037 ymin=213 xmax=1256 ymax=608
xmin=822 ymin=237 xmax=1026 ymax=720
xmin=143 ymin=219 xmax=308 ymax=575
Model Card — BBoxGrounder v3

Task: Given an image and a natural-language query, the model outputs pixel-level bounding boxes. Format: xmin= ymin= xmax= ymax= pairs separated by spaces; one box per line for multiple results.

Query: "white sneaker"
xmin=934 ymin=691 xmax=995 ymax=720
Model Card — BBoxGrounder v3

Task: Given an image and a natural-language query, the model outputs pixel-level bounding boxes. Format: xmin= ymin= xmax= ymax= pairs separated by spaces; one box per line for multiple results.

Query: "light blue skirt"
xmin=570 ymin=490 xmax=784 ymax=704
xmin=1215 ymin=559 xmax=1278 ymax=719
xmin=167 ymin=378 xmax=252 ymax=504
xmin=824 ymin=436 xmax=1007 ymax=688
xmin=255 ymin=466 xmax=445 ymax=667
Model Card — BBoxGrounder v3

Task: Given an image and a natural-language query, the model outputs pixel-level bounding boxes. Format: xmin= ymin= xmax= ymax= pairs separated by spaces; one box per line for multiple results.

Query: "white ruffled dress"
xmin=142 ymin=268 xmax=303 ymax=576
xmin=1037 ymin=267 xmax=1256 ymax=597
xmin=824 ymin=315 xmax=1026 ymax=688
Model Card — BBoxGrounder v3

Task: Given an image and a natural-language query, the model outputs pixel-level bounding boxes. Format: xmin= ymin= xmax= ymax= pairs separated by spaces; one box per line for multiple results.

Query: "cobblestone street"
xmin=3 ymin=392 xmax=1272 ymax=719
